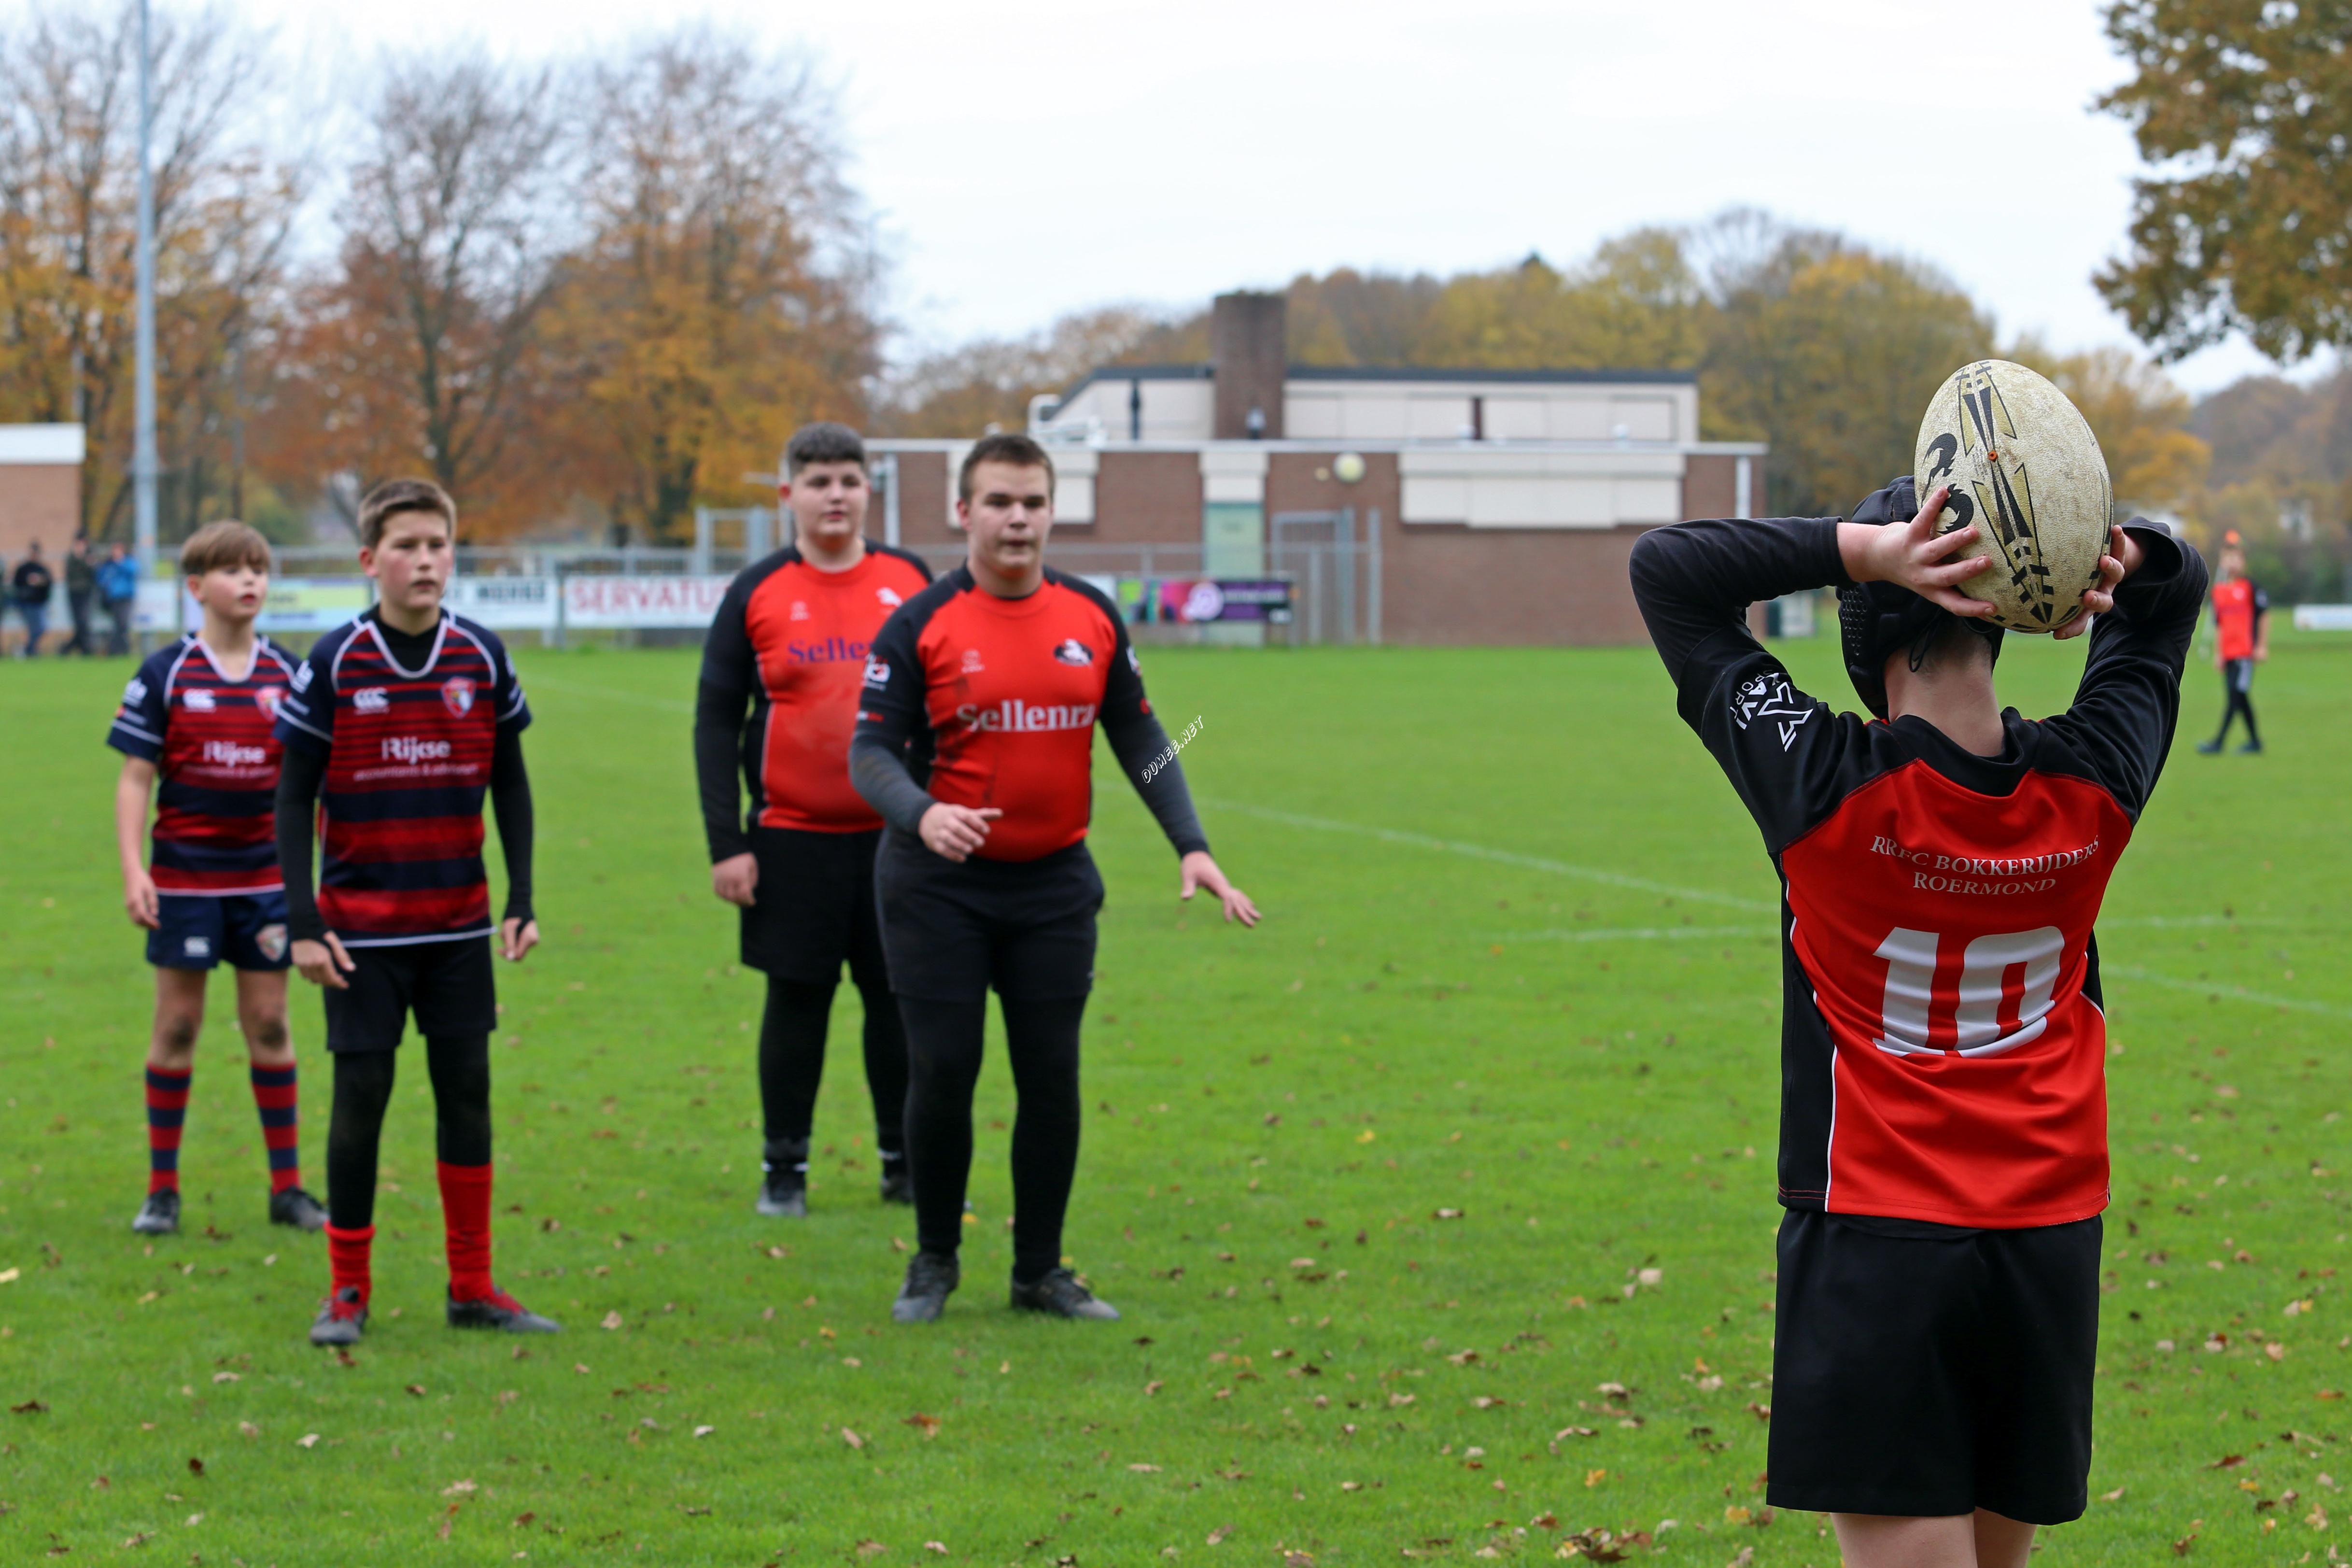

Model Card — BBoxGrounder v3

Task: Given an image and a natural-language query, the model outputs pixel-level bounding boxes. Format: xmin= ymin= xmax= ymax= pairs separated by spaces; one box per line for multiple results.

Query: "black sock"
xmin=424 ymin=1033 xmax=492 ymax=1166
xmin=326 ymin=1050 xmax=398 ymax=1232
xmin=1002 ymin=994 xmax=1088 ymax=1285
xmin=758 ymin=976 xmax=836 ymax=1161
xmin=898 ymin=995 xmax=987 ymax=1258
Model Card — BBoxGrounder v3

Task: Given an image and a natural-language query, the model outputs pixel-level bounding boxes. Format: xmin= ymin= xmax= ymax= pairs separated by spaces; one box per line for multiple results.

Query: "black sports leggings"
xmin=899 ymin=994 xmax=1087 ymax=1284
xmin=759 ymin=974 xmax=907 ymax=1162
xmin=2214 ymin=661 xmax=2260 ymax=748
xmin=326 ymin=1034 xmax=491 ymax=1232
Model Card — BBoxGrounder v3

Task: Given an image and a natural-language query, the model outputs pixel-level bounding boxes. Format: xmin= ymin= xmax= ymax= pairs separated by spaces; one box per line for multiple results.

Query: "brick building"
xmin=0 ymin=424 xmax=85 ymax=562
xmin=869 ymin=294 xmax=1763 ymax=645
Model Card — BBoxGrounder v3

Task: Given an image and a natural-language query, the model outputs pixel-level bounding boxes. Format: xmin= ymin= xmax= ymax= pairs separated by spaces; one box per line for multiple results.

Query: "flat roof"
xmin=1052 ymin=363 xmax=1696 ymax=405
xmin=0 ymin=424 xmax=86 ymax=464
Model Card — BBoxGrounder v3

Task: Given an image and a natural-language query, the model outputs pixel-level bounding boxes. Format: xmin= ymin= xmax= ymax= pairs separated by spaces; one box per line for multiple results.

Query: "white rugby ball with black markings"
xmin=1913 ymin=359 xmax=2113 ymax=634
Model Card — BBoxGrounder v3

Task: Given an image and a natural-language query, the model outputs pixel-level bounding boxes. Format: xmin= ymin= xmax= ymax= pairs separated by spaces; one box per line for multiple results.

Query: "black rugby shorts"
xmin=874 ymin=833 xmax=1102 ymax=1003
xmin=1766 ymin=1208 xmax=2100 ymax=1526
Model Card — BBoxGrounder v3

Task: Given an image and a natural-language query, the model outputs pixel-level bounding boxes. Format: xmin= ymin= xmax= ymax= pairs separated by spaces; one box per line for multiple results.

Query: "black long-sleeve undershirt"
xmin=694 ymin=680 xmax=753 ymax=863
xmin=276 ymin=727 xmax=535 ymax=943
xmin=847 ymin=706 xmax=1209 ymax=859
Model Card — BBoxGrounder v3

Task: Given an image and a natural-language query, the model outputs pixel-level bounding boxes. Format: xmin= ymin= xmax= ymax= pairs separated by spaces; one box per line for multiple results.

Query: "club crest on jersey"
xmin=182 ymin=688 xmax=217 ymax=712
xmin=960 ymin=648 xmax=985 ymax=674
xmin=791 ymin=601 xmax=810 ymax=622
xmin=1052 ymin=638 xmax=1094 ymax=666
xmin=124 ymin=677 xmax=148 ymax=705
xmin=254 ymin=685 xmax=286 ymax=719
xmin=1730 ymin=671 xmax=1813 ymax=751
xmin=877 ymin=586 xmax=902 ymax=607
xmin=256 ymin=924 xmax=289 ymax=963
xmin=441 ymin=677 xmax=476 ymax=718
xmin=862 ymin=657 xmax=890 ymax=688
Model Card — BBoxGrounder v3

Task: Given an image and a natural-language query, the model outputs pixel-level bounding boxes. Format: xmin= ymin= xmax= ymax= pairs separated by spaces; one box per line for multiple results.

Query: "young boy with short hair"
xmin=273 ymin=479 xmax=555 ymax=1345
xmin=110 ymin=521 xmax=325 ymax=1237
xmin=1631 ymin=478 xmax=2202 ymax=1568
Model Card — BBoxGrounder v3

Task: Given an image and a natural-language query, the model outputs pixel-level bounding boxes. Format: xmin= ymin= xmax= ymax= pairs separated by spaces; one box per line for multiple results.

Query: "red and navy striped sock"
xmin=438 ymin=1161 xmax=495 ymax=1302
xmin=145 ymin=1067 xmax=191 ymax=1195
xmin=249 ymin=1064 xmax=301 ymax=1194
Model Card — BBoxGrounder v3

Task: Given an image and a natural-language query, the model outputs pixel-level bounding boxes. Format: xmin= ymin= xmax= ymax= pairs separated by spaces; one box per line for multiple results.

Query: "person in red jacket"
xmin=2197 ymin=530 xmax=2270 ymax=754
xmin=695 ymin=423 xmax=932 ymax=1217
xmin=852 ymin=432 xmax=1258 ymax=1324
xmin=1632 ymin=476 xmax=2202 ymax=1568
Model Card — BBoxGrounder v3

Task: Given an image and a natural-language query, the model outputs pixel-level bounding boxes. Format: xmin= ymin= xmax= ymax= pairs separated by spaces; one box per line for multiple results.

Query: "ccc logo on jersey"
xmin=1051 ymin=638 xmax=1094 ymax=666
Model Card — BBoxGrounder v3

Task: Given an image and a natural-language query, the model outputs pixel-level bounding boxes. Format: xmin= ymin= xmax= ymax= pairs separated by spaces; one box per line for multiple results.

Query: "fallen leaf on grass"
xmin=210 ymin=1371 xmax=239 ymax=1384
xmin=296 ymin=1433 xmax=319 ymax=1448
xmin=2210 ymin=1455 xmax=2246 ymax=1469
xmin=1206 ymin=1524 xmax=1231 ymax=1545
xmin=443 ymin=1479 xmax=477 ymax=1497
xmin=903 ymin=1413 xmax=941 ymax=1438
xmin=2101 ymin=1486 xmax=2127 ymax=1502
xmin=237 ymin=1422 xmax=259 ymax=1438
xmin=2172 ymin=1531 xmax=2198 ymax=1555
xmin=1284 ymin=1554 xmax=1314 ymax=1568
xmin=1129 ymin=1462 xmax=1161 ymax=1472
xmin=1144 ymin=1380 xmax=1163 ymax=1396
xmin=404 ymin=1384 xmax=426 ymax=1397
xmin=841 ymin=1427 xmax=864 ymax=1450
xmin=10 ymin=1400 xmax=46 ymax=1414
xmin=1434 ymin=1209 xmax=1465 ymax=1221
xmin=1554 ymin=1426 xmax=1596 ymax=1439
xmin=600 ymin=1312 xmax=624 ymax=1331
xmin=186 ymin=1457 xmax=204 ymax=1476
xmin=923 ymin=1545 xmax=947 ymax=1557
xmin=693 ymin=1426 xmax=715 ymax=1438
xmin=854 ymin=1542 xmax=884 ymax=1559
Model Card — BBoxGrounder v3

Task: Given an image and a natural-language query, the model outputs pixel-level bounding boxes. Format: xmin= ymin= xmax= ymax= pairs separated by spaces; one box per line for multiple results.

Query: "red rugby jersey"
xmin=273 ymin=610 xmax=529 ymax=946
xmin=700 ymin=542 xmax=932 ymax=834
xmin=1631 ymin=506 xmax=2206 ymax=1229
xmin=2211 ymin=576 xmax=2267 ymax=663
xmin=855 ymin=566 xmax=1154 ymax=862
xmin=108 ymin=635 xmax=299 ymax=895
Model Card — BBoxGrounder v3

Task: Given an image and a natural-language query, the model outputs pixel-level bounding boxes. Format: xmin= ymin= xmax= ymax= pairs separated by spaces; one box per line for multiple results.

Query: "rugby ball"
xmin=1912 ymin=359 xmax=2113 ymax=633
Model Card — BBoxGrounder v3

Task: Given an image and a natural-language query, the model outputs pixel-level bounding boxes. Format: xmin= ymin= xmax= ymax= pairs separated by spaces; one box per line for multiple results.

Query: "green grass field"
xmin=2 ymin=626 xmax=2349 ymax=1567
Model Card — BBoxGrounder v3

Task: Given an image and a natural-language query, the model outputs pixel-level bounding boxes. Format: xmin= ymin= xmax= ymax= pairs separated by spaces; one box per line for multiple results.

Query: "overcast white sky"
xmin=210 ymin=0 xmax=2297 ymax=390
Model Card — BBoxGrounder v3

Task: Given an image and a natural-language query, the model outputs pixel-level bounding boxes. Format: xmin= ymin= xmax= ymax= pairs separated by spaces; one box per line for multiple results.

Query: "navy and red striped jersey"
xmin=272 ymin=610 xmax=529 ymax=946
xmin=108 ymin=636 xmax=300 ymax=895
xmin=1631 ymin=501 xmax=2205 ymax=1230
xmin=700 ymin=542 xmax=932 ymax=834
xmin=855 ymin=566 xmax=1168 ymax=862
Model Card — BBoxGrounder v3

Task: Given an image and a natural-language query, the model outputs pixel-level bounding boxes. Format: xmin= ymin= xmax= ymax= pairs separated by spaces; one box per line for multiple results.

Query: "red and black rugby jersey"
xmin=855 ymin=566 xmax=1170 ymax=862
xmin=2212 ymin=576 xmax=2267 ymax=663
xmin=108 ymin=635 xmax=299 ymax=895
xmin=272 ymin=610 xmax=529 ymax=946
xmin=1631 ymin=504 xmax=2205 ymax=1229
xmin=698 ymin=542 xmax=931 ymax=838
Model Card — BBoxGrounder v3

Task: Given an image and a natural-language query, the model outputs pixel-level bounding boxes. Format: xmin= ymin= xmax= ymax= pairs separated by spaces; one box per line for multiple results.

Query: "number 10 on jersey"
xmin=1871 ymin=925 xmax=2066 ymax=1059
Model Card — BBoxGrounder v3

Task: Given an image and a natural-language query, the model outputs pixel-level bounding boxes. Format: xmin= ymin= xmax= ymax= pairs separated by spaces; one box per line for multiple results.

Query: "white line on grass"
xmin=1198 ymin=799 xmax=1778 ymax=915
xmin=513 ymin=697 xmax=2338 ymax=1021
xmin=2097 ymin=964 xmax=2352 ymax=1021
xmin=1215 ymin=800 xmax=2340 ymax=1019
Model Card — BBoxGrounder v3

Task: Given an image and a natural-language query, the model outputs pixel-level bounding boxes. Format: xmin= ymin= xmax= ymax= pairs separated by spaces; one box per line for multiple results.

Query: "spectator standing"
xmin=13 ymin=541 xmax=55 ymax=657
xmin=99 ymin=543 xmax=140 ymax=656
xmin=62 ymin=537 xmax=97 ymax=655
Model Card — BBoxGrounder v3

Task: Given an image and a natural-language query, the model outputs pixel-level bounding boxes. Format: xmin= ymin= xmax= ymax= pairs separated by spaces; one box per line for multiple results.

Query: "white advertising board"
xmin=561 ymin=575 xmax=733 ymax=629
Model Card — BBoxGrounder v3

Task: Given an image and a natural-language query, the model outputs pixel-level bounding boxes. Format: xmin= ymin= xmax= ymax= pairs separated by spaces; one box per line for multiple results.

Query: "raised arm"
xmin=2045 ymin=522 xmax=2205 ymax=819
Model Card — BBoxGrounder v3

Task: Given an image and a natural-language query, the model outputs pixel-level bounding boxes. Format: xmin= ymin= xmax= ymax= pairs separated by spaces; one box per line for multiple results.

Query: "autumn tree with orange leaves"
xmin=547 ymin=34 xmax=878 ymax=544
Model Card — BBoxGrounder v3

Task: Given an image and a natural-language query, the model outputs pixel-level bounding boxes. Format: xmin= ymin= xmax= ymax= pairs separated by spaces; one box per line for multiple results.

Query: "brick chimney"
xmin=1211 ymin=291 xmax=1285 ymax=440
